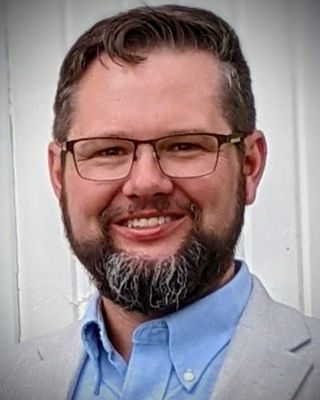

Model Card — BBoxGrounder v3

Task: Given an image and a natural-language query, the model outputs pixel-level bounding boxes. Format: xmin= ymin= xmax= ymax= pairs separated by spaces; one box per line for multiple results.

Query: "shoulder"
xmin=249 ymin=275 xmax=320 ymax=371
xmin=0 ymin=322 xmax=81 ymax=364
xmin=250 ymin=275 xmax=320 ymax=327
xmin=248 ymin=275 xmax=320 ymax=340
xmin=0 ymin=322 xmax=84 ymax=400
xmin=213 ymin=275 xmax=320 ymax=399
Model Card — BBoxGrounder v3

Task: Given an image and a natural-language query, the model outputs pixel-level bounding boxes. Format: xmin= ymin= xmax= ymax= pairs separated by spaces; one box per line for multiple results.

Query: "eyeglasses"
xmin=60 ymin=132 xmax=247 ymax=181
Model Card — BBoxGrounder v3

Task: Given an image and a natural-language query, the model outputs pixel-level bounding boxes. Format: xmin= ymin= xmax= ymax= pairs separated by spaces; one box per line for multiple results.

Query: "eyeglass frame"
xmin=60 ymin=131 xmax=249 ymax=181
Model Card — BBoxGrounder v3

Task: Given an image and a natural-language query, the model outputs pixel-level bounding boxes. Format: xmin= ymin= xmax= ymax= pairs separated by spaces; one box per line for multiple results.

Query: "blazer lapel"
xmin=47 ymin=324 xmax=85 ymax=400
xmin=211 ymin=277 xmax=313 ymax=400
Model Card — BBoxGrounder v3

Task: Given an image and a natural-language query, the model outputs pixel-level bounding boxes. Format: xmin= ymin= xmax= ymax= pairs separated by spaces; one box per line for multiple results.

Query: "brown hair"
xmin=53 ymin=4 xmax=255 ymax=143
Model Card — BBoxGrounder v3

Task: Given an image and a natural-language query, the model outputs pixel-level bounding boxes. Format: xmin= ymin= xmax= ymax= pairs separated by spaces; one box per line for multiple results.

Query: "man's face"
xmin=49 ymin=49 xmax=264 ymax=313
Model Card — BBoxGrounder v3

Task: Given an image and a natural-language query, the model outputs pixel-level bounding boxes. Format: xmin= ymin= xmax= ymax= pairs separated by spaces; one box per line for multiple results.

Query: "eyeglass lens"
xmin=72 ymin=135 xmax=221 ymax=181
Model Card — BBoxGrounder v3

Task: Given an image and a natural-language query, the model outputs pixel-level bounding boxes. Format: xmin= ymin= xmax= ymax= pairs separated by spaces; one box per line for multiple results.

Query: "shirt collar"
xmin=80 ymin=292 xmax=113 ymax=358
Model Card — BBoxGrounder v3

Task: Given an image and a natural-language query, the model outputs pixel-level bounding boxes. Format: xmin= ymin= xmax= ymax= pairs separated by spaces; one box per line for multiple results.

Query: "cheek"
xmin=178 ymin=174 xmax=239 ymax=230
xmin=64 ymin=173 xmax=120 ymax=236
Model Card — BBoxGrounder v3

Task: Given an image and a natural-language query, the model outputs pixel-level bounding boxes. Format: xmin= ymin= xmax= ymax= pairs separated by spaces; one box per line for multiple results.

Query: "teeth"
xmin=126 ymin=216 xmax=172 ymax=228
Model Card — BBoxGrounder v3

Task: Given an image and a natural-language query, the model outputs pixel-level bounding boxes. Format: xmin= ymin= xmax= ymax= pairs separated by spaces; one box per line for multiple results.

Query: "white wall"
xmin=1 ymin=0 xmax=319 ymax=350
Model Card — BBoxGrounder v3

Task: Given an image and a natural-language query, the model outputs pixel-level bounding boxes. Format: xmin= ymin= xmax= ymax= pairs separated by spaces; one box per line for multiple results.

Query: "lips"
xmin=110 ymin=210 xmax=188 ymax=243
xmin=114 ymin=211 xmax=183 ymax=228
xmin=126 ymin=215 xmax=172 ymax=229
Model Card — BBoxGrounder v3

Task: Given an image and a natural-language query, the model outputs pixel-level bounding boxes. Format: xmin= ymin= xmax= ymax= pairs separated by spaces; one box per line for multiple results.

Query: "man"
xmin=1 ymin=4 xmax=319 ymax=400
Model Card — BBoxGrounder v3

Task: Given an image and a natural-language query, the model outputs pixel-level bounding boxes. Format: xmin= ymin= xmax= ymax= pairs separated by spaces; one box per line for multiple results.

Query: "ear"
xmin=243 ymin=130 xmax=267 ymax=205
xmin=48 ymin=142 xmax=63 ymax=200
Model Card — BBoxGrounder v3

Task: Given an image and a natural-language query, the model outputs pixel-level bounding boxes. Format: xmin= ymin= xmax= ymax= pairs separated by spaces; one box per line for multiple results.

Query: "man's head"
xmin=48 ymin=5 xmax=266 ymax=315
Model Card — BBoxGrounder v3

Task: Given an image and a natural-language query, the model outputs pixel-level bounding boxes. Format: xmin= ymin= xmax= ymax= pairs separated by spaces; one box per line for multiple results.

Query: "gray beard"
xmin=95 ymin=239 xmax=206 ymax=312
xmin=60 ymin=172 xmax=245 ymax=315
xmin=73 ymin=230 xmax=236 ymax=314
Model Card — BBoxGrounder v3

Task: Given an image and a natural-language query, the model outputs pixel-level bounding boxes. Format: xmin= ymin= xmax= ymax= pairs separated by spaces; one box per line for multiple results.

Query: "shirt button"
xmin=183 ymin=369 xmax=195 ymax=382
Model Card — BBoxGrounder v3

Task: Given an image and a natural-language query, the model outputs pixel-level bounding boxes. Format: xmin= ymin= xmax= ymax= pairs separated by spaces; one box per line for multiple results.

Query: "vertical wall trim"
xmin=288 ymin=3 xmax=305 ymax=314
xmin=59 ymin=0 xmax=79 ymax=321
xmin=6 ymin=1 xmax=22 ymax=343
xmin=2 ymin=0 xmax=22 ymax=342
xmin=8 ymin=115 xmax=22 ymax=343
xmin=290 ymin=0 xmax=312 ymax=316
xmin=291 ymin=66 xmax=307 ymax=315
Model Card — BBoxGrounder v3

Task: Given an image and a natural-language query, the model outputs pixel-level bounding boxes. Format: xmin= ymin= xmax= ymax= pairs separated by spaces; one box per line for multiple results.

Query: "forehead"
xmin=71 ymin=48 xmax=229 ymax=138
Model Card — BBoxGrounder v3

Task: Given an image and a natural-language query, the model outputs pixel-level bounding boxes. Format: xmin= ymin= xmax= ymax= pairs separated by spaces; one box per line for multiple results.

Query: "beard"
xmin=60 ymin=172 xmax=246 ymax=315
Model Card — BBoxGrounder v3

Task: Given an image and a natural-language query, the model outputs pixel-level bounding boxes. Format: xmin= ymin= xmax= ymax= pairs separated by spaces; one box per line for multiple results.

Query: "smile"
xmin=112 ymin=213 xmax=189 ymax=243
xmin=126 ymin=216 xmax=172 ymax=229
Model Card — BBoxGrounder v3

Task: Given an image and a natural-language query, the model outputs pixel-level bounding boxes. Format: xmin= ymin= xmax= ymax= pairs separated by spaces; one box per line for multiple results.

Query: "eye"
xmin=167 ymin=141 xmax=202 ymax=152
xmin=97 ymin=146 xmax=128 ymax=157
xmin=157 ymin=134 xmax=219 ymax=158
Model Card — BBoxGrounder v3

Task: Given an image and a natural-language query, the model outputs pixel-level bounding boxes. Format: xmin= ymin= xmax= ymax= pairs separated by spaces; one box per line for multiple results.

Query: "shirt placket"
xmin=120 ymin=327 xmax=171 ymax=400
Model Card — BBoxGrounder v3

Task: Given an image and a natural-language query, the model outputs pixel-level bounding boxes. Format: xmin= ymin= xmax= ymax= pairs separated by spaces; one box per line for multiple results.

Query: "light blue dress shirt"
xmin=72 ymin=261 xmax=252 ymax=399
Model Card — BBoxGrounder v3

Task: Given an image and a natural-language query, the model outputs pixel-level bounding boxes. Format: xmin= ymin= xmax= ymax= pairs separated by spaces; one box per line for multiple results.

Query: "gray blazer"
xmin=1 ymin=276 xmax=320 ymax=400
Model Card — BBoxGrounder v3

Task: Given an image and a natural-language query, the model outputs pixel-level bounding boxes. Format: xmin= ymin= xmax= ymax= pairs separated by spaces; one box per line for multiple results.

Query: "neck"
xmin=100 ymin=261 xmax=236 ymax=360
xmin=101 ymin=297 xmax=151 ymax=361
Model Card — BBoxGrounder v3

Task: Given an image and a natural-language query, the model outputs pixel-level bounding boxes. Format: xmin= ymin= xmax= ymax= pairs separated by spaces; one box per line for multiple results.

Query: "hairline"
xmin=62 ymin=46 xmax=237 ymax=143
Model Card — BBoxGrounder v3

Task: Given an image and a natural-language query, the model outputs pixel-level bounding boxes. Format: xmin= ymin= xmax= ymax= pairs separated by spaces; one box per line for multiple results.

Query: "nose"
xmin=121 ymin=144 xmax=173 ymax=199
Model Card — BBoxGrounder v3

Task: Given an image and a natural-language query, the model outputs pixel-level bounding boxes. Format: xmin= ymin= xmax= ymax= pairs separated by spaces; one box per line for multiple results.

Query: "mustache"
xmin=99 ymin=197 xmax=201 ymax=229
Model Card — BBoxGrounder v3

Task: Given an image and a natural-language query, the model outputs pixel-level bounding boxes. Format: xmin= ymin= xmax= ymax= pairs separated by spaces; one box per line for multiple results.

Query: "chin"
xmin=118 ymin=247 xmax=179 ymax=261
xmin=117 ymin=242 xmax=182 ymax=261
